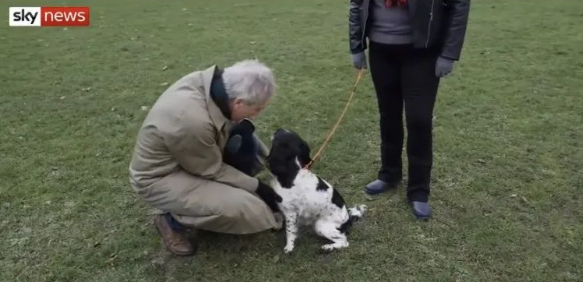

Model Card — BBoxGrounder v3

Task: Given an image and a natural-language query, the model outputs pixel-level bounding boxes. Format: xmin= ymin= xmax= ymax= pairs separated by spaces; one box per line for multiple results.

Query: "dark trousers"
xmin=368 ymin=41 xmax=440 ymax=202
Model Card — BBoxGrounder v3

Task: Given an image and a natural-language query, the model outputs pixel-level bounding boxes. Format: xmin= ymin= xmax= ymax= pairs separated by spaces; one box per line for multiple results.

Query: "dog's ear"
xmin=297 ymin=139 xmax=312 ymax=167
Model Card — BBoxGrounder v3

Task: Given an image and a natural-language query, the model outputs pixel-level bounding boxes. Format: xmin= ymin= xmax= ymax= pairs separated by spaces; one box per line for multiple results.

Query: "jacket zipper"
xmin=425 ymin=0 xmax=435 ymax=48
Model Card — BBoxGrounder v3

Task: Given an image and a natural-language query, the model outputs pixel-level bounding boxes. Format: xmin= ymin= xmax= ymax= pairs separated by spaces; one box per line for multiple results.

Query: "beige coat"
xmin=129 ymin=65 xmax=278 ymax=234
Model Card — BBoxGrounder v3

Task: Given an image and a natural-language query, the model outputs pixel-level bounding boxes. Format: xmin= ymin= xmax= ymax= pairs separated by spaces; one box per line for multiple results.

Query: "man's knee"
xmin=211 ymin=191 xmax=277 ymax=234
xmin=219 ymin=191 xmax=266 ymax=220
xmin=175 ymin=188 xmax=277 ymax=234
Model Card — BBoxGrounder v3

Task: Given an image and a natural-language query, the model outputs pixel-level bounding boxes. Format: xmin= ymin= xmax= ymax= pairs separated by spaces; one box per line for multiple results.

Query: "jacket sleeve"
xmin=349 ymin=0 xmax=365 ymax=54
xmin=164 ymin=118 xmax=259 ymax=192
xmin=254 ymin=133 xmax=269 ymax=166
xmin=440 ymin=0 xmax=471 ymax=60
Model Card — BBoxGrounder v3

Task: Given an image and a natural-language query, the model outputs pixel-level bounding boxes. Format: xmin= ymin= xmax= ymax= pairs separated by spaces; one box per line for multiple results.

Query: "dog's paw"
xmin=321 ymin=242 xmax=348 ymax=252
xmin=358 ymin=204 xmax=367 ymax=214
xmin=283 ymin=245 xmax=294 ymax=254
xmin=321 ymin=245 xmax=335 ymax=252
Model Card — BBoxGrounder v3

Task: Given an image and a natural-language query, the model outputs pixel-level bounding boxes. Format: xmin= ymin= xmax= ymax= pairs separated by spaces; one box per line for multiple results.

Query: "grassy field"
xmin=1 ymin=0 xmax=582 ymax=281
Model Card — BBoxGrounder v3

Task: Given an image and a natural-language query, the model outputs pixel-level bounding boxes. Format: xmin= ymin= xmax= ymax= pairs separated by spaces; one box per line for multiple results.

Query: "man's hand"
xmin=435 ymin=56 xmax=455 ymax=77
xmin=256 ymin=181 xmax=282 ymax=212
xmin=352 ymin=52 xmax=367 ymax=69
xmin=225 ymin=134 xmax=242 ymax=154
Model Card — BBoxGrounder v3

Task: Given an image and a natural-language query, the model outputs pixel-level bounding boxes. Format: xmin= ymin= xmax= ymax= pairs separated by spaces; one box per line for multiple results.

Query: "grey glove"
xmin=352 ymin=52 xmax=367 ymax=69
xmin=435 ymin=56 xmax=455 ymax=77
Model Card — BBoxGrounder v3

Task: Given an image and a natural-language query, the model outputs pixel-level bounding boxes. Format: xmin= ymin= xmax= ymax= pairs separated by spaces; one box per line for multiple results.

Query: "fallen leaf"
xmin=159 ymin=82 xmax=169 ymax=86
xmin=63 ymin=28 xmax=68 ymax=31
xmin=162 ymin=65 xmax=168 ymax=71
xmin=510 ymin=194 xmax=517 ymax=198
xmin=272 ymin=254 xmax=280 ymax=263
xmin=141 ymin=106 xmax=149 ymax=111
xmin=106 ymin=254 xmax=117 ymax=264
xmin=82 ymin=87 xmax=91 ymax=92
xmin=60 ymin=96 xmax=66 ymax=100
xmin=250 ymin=41 xmax=256 ymax=45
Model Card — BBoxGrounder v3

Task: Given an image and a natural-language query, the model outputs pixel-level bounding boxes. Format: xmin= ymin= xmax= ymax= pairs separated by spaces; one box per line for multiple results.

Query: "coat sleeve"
xmin=164 ymin=117 xmax=259 ymax=192
xmin=349 ymin=0 xmax=366 ymax=54
xmin=440 ymin=0 xmax=471 ymax=60
xmin=254 ymin=133 xmax=269 ymax=166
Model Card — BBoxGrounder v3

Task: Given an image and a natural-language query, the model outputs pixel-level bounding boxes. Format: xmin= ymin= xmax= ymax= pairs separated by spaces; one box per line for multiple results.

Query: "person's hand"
xmin=225 ymin=134 xmax=242 ymax=154
xmin=225 ymin=118 xmax=255 ymax=154
xmin=435 ymin=56 xmax=455 ymax=77
xmin=256 ymin=181 xmax=282 ymax=212
xmin=352 ymin=52 xmax=367 ymax=69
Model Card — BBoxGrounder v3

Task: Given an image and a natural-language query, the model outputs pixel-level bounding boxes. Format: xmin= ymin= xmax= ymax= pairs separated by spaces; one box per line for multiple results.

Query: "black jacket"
xmin=349 ymin=0 xmax=470 ymax=60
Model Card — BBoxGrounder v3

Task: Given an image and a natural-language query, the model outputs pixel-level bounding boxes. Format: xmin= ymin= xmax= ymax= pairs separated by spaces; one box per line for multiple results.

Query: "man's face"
xmin=230 ymin=97 xmax=270 ymax=122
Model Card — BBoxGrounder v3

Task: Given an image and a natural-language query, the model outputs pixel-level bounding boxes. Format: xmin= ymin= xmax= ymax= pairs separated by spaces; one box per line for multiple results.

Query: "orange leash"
xmin=304 ymin=68 xmax=365 ymax=170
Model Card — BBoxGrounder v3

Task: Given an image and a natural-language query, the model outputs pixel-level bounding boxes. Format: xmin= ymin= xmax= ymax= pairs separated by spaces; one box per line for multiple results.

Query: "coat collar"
xmin=201 ymin=65 xmax=232 ymax=134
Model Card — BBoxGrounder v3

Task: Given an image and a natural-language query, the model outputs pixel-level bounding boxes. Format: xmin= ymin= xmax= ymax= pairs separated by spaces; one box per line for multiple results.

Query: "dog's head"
xmin=267 ymin=128 xmax=312 ymax=188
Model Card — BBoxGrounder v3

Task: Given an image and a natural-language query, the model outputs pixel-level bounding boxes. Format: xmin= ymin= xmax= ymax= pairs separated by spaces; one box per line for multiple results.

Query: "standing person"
xmin=348 ymin=0 xmax=470 ymax=219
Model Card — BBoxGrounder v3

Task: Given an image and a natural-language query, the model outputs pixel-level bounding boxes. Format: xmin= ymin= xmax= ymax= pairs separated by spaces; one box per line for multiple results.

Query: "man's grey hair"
xmin=222 ymin=59 xmax=277 ymax=105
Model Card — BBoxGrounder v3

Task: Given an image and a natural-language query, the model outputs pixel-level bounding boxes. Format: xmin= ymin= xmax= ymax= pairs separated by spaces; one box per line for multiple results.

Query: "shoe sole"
xmin=413 ymin=214 xmax=431 ymax=220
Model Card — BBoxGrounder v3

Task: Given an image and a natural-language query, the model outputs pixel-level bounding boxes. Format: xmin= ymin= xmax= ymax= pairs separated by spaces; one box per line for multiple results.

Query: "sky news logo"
xmin=9 ymin=7 xmax=90 ymax=27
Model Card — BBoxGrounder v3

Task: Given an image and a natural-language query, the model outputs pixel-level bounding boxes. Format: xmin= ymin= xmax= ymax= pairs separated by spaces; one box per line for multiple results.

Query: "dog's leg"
xmin=315 ymin=220 xmax=348 ymax=251
xmin=283 ymin=212 xmax=298 ymax=253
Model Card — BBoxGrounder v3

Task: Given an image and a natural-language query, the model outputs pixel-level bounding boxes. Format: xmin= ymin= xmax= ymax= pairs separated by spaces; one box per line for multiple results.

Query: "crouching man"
xmin=129 ymin=59 xmax=282 ymax=256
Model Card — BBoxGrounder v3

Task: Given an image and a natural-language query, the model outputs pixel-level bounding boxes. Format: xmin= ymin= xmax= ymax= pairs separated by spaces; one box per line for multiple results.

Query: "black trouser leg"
xmin=401 ymin=48 xmax=440 ymax=202
xmin=368 ymin=42 xmax=405 ymax=184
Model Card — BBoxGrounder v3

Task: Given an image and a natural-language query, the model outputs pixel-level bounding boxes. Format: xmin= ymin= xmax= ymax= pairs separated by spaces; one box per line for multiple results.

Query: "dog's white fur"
xmin=270 ymin=159 xmax=367 ymax=253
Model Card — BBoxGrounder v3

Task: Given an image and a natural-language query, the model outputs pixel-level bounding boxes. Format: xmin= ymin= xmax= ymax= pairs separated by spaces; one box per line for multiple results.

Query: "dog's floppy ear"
xmin=297 ymin=139 xmax=312 ymax=167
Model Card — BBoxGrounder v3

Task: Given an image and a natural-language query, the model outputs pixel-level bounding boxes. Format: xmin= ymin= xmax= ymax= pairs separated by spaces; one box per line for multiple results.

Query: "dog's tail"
xmin=339 ymin=204 xmax=367 ymax=234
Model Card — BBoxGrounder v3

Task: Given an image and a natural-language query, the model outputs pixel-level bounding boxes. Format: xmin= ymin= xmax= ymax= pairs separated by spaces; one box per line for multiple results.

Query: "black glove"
xmin=256 ymin=181 xmax=282 ymax=212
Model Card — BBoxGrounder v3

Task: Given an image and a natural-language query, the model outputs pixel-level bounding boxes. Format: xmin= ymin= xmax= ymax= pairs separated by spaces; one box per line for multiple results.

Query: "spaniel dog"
xmin=266 ymin=128 xmax=367 ymax=253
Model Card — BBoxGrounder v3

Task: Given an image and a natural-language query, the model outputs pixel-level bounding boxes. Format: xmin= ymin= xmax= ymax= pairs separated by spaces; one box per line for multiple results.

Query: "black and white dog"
xmin=266 ymin=128 xmax=367 ymax=253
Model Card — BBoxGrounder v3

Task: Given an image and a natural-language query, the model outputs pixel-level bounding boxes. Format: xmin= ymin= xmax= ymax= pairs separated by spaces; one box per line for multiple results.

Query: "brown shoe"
xmin=154 ymin=215 xmax=196 ymax=256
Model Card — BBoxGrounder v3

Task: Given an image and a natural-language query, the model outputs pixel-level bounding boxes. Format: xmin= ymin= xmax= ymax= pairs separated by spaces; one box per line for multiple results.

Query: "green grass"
xmin=1 ymin=0 xmax=582 ymax=281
